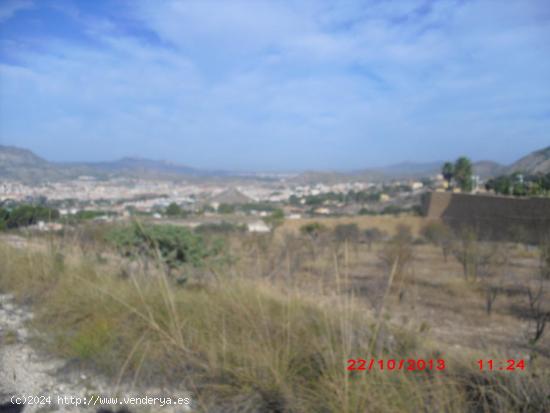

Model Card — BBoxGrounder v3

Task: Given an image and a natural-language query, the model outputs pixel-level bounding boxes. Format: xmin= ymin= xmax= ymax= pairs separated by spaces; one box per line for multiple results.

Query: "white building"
xmin=247 ymin=221 xmax=271 ymax=233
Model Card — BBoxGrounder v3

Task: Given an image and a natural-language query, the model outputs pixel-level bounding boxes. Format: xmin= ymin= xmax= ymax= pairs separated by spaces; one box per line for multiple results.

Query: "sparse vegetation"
xmin=378 ymin=225 xmax=414 ymax=299
xmin=1 ymin=234 xmax=549 ymax=413
xmin=1 ymin=215 xmax=549 ymax=412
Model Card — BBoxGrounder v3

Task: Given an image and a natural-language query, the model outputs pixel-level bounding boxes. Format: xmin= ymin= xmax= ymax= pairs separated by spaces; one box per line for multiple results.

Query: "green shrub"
xmin=165 ymin=202 xmax=188 ymax=217
xmin=106 ymin=222 xmax=224 ymax=268
xmin=3 ymin=204 xmax=60 ymax=229
xmin=300 ymin=222 xmax=327 ymax=240
xmin=195 ymin=222 xmax=246 ymax=235
xmin=218 ymin=203 xmax=235 ymax=214
xmin=262 ymin=208 xmax=285 ymax=229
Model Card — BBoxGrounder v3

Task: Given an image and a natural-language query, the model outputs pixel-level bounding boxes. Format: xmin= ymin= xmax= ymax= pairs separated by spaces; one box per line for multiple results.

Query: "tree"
xmin=441 ymin=162 xmax=454 ymax=187
xmin=217 ymin=204 xmax=235 ymax=214
xmin=485 ymin=175 xmax=512 ymax=195
xmin=263 ymin=208 xmax=285 ymax=229
xmin=453 ymin=157 xmax=473 ymax=192
xmin=300 ymin=222 xmax=326 ymax=240
xmin=5 ymin=205 xmax=59 ymax=229
xmin=165 ymin=202 xmax=183 ymax=217
xmin=288 ymin=195 xmax=301 ymax=205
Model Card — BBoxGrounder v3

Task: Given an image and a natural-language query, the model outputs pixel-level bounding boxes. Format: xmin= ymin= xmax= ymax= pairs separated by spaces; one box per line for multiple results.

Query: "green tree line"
xmin=0 ymin=205 xmax=60 ymax=230
xmin=486 ymin=172 xmax=550 ymax=196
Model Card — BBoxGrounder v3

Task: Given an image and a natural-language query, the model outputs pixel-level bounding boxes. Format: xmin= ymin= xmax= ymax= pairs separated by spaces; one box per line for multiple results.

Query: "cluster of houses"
xmin=1 ymin=175 xmax=439 ymax=234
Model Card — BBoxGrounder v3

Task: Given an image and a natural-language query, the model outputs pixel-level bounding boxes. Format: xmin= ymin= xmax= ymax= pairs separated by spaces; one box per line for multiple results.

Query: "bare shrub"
xmin=379 ymin=225 xmax=414 ymax=301
xmin=479 ymin=244 xmax=509 ymax=315
xmin=539 ymin=236 xmax=550 ymax=280
xmin=264 ymin=232 xmax=308 ymax=279
xmin=452 ymin=227 xmax=497 ymax=281
xmin=332 ymin=223 xmax=360 ymax=258
xmin=363 ymin=227 xmax=385 ymax=250
xmin=525 ymin=276 xmax=550 ymax=344
xmin=333 ymin=223 xmax=360 ymax=244
xmin=421 ymin=221 xmax=453 ymax=261
xmin=300 ymin=222 xmax=328 ymax=258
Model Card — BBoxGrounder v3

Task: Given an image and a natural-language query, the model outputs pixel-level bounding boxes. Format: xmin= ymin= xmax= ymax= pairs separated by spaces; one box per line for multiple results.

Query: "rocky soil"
xmin=0 ymin=294 xmax=192 ymax=413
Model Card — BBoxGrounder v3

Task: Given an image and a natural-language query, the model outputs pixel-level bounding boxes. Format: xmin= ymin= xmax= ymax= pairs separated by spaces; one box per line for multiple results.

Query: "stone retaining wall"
xmin=421 ymin=192 xmax=550 ymax=243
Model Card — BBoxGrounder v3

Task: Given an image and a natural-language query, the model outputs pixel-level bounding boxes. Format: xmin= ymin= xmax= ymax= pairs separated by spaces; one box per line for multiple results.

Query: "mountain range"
xmin=0 ymin=144 xmax=548 ymax=184
xmin=0 ymin=146 xmax=232 ymax=183
xmin=291 ymin=147 xmax=548 ymax=184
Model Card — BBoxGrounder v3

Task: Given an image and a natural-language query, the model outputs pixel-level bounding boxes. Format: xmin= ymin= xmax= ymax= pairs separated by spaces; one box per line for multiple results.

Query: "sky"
xmin=0 ymin=0 xmax=549 ymax=171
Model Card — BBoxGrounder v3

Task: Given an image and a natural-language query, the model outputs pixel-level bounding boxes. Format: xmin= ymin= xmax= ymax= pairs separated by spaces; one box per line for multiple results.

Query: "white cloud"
xmin=0 ymin=0 xmax=33 ymax=23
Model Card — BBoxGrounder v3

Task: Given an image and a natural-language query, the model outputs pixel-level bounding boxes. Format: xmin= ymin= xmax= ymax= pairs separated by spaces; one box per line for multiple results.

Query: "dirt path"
xmin=0 ymin=294 xmax=192 ymax=412
xmin=0 ymin=293 xmax=102 ymax=412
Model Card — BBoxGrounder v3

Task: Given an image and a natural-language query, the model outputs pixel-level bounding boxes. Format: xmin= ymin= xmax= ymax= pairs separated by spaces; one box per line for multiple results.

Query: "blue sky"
xmin=0 ymin=0 xmax=549 ymax=171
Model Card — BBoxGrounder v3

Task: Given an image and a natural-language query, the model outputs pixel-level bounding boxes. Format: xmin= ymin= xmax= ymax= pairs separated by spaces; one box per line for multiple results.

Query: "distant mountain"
xmin=369 ymin=161 xmax=443 ymax=179
xmin=0 ymin=145 xmax=230 ymax=183
xmin=506 ymin=146 xmax=550 ymax=175
xmin=0 ymin=145 xmax=69 ymax=182
xmin=472 ymin=161 xmax=506 ymax=179
xmin=63 ymin=157 xmax=205 ymax=179
xmin=291 ymin=170 xmax=362 ymax=185
xmin=364 ymin=160 xmax=510 ymax=180
xmin=1 ymin=144 xmax=549 ymax=184
xmin=76 ymin=157 xmax=196 ymax=173
xmin=292 ymin=146 xmax=549 ymax=183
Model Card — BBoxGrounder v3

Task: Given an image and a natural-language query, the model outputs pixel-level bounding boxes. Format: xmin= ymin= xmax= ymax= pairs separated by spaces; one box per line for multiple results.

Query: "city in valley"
xmin=0 ymin=172 xmax=431 ymax=231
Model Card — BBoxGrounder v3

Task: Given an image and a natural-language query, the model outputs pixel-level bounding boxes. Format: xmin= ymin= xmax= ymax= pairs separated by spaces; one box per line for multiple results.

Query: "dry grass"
xmin=0 ymin=226 xmax=549 ymax=412
xmin=281 ymin=214 xmax=425 ymax=237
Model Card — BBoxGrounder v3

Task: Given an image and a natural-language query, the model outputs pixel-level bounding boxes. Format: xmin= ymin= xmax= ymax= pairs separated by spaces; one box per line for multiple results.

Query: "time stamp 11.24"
xmin=477 ymin=359 xmax=525 ymax=371
xmin=345 ymin=359 xmax=526 ymax=372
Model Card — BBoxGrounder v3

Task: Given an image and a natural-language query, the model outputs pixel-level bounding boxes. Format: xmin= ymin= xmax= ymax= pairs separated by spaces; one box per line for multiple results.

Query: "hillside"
xmin=507 ymin=145 xmax=550 ymax=174
xmin=0 ymin=146 xmax=226 ymax=183
xmin=472 ymin=160 xmax=506 ymax=179
xmin=0 ymin=145 xmax=69 ymax=182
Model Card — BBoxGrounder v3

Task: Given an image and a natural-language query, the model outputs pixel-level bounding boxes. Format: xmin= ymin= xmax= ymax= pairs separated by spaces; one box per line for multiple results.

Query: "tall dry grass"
xmin=0 ymin=238 xmax=548 ymax=413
